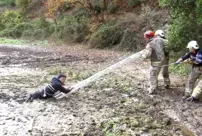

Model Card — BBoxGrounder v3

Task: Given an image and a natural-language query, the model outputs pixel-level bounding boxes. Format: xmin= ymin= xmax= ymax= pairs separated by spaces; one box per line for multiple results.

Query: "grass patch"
xmin=0 ymin=37 xmax=25 ymax=44
xmin=30 ymin=40 xmax=49 ymax=46
xmin=0 ymin=37 xmax=49 ymax=46
xmin=169 ymin=60 xmax=190 ymax=76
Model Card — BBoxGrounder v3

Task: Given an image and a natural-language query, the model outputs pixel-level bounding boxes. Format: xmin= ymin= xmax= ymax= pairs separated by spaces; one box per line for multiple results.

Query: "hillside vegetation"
xmin=0 ymin=0 xmax=168 ymax=51
xmin=0 ymin=0 xmax=202 ymax=52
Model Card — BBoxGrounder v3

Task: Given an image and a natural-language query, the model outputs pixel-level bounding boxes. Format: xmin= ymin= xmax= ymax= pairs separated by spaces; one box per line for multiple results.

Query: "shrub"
xmin=167 ymin=15 xmax=197 ymax=52
xmin=12 ymin=22 xmax=34 ymax=38
xmin=0 ymin=13 xmax=56 ymax=39
xmin=55 ymin=16 xmax=89 ymax=42
xmin=0 ymin=0 xmax=15 ymax=7
xmin=119 ymin=29 xmax=141 ymax=51
xmin=91 ymin=0 xmax=102 ymax=15
xmin=74 ymin=8 xmax=91 ymax=19
xmin=107 ymin=2 xmax=119 ymax=14
xmin=0 ymin=14 xmax=4 ymax=30
xmin=159 ymin=0 xmax=202 ymax=52
xmin=0 ymin=10 xmax=24 ymax=37
xmin=0 ymin=10 xmax=24 ymax=29
xmin=128 ymin=0 xmax=141 ymax=8
xmin=89 ymin=23 xmax=123 ymax=48
xmin=15 ymin=0 xmax=31 ymax=13
xmin=116 ymin=14 xmax=146 ymax=51
xmin=0 ymin=29 xmax=13 ymax=37
xmin=21 ymin=18 xmax=55 ymax=39
xmin=169 ymin=61 xmax=190 ymax=76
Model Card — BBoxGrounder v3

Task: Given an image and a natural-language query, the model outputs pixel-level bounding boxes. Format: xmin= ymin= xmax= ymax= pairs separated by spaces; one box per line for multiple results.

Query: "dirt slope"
xmin=0 ymin=44 xmax=201 ymax=136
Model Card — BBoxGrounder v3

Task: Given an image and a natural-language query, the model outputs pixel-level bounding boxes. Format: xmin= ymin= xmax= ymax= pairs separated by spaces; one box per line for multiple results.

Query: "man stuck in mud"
xmin=142 ymin=30 xmax=170 ymax=94
xmin=176 ymin=40 xmax=202 ymax=102
xmin=26 ymin=74 xmax=73 ymax=102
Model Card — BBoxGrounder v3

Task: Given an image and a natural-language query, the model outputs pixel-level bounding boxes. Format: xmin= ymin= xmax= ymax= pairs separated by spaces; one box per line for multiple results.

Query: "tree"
xmin=45 ymin=0 xmax=122 ymax=22
xmin=159 ymin=0 xmax=202 ymax=52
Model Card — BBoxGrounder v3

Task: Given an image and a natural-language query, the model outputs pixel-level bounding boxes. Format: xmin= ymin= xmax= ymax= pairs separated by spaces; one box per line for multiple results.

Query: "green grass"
xmin=0 ymin=0 xmax=15 ymax=7
xmin=30 ymin=40 xmax=49 ymax=46
xmin=0 ymin=38 xmax=49 ymax=46
xmin=169 ymin=59 xmax=190 ymax=76
xmin=0 ymin=38 xmax=25 ymax=44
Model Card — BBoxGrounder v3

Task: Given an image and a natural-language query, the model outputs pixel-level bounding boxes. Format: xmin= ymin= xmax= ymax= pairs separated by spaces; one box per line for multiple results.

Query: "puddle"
xmin=163 ymin=109 xmax=196 ymax=136
xmin=180 ymin=125 xmax=195 ymax=136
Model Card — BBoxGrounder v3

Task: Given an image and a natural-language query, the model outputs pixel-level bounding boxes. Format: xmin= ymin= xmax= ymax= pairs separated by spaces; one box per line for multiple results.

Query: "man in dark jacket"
xmin=176 ymin=40 xmax=202 ymax=99
xmin=26 ymin=74 xmax=72 ymax=102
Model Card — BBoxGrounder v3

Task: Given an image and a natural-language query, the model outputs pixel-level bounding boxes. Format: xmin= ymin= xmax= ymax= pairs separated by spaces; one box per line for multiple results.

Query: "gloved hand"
xmin=190 ymin=56 xmax=196 ymax=61
xmin=67 ymin=86 xmax=74 ymax=91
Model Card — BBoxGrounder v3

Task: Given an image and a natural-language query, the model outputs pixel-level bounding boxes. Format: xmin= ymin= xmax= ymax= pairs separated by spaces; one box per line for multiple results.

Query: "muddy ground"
xmin=0 ymin=44 xmax=201 ymax=136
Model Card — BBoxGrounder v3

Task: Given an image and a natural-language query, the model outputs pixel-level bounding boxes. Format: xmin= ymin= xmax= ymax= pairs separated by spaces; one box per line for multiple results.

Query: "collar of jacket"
xmin=147 ymin=38 xmax=154 ymax=43
xmin=51 ymin=78 xmax=64 ymax=85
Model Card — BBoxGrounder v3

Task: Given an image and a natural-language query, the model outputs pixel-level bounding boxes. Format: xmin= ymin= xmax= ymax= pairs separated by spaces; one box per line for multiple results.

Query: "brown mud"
xmin=0 ymin=44 xmax=201 ymax=136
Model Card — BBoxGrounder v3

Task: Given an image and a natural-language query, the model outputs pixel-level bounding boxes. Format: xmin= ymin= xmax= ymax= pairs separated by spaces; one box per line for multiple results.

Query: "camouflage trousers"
xmin=149 ymin=58 xmax=170 ymax=90
xmin=192 ymin=80 xmax=202 ymax=99
xmin=185 ymin=66 xmax=202 ymax=96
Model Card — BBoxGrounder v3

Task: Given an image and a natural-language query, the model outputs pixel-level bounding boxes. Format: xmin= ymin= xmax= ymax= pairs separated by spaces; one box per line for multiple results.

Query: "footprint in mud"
xmin=0 ymin=92 xmax=28 ymax=104
xmin=0 ymin=93 xmax=11 ymax=101
xmin=83 ymin=127 xmax=104 ymax=136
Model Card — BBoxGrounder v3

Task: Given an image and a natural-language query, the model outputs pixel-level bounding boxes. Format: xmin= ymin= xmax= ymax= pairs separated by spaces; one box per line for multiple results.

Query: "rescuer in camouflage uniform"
xmin=142 ymin=30 xmax=170 ymax=94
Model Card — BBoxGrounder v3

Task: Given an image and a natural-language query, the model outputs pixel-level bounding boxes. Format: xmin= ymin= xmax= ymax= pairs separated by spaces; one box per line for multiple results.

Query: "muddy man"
xmin=26 ymin=74 xmax=73 ymax=102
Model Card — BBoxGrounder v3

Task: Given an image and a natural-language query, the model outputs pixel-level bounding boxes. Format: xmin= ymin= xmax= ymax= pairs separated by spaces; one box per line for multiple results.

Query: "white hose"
xmin=53 ymin=49 xmax=146 ymax=99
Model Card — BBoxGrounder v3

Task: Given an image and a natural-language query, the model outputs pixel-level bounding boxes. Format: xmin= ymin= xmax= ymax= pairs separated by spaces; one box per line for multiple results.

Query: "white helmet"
xmin=155 ymin=30 xmax=164 ymax=38
xmin=187 ymin=40 xmax=199 ymax=51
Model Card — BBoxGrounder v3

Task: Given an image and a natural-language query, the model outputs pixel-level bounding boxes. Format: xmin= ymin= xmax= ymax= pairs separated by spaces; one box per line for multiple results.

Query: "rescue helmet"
xmin=187 ymin=40 xmax=199 ymax=51
xmin=155 ymin=30 xmax=164 ymax=38
xmin=144 ymin=30 xmax=155 ymax=39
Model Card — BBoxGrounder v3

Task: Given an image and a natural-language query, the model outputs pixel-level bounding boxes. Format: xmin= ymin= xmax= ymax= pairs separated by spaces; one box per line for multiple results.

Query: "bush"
xmin=0 ymin=13 xmax=56 ymax=39
xmin=21 ymin=18 xmax=55 ymax=39
xmin=115 ymin=14 xmax=146 ymax=51
xmin=128 ymin=0 xmax=141 ymax=8
xmin=56 ymin=16 xmax=89 ymax=42
xmin=12 ymin=22 xmax=34 ymax=38
xmin=0 ymin=29 xmax=13 ymax=37
xmin=0 ymin=9 xmax=89 ymax=41
xmin=0 ymin=10 xmax=23 ymax=29
xmin=91 ymin=0 xmax=102 ymax=15
xmin=0 ymin=22 xmax=34 ymax=38
xmin=15 ymin=0 xmax=31 ymax=13
xmin=0 ymin=0 xmax=15 ymax=7
xmin=107 ymin=2 xmax=119 ymax=14
xmin=159 ymin=0 xmax=202 ymax=52
xmin=89 ymin=23 xmax=123 ymax=48
xmin=169 ymin=61 xmax=190 ymax=76
xmin=167 ymin=15 xmax=198 ymax=52
xmin=0 ymin=10 xmax=24 ymax=37
xmin=74 ymin=8 xmax=91 ymax=19
xmin=118 ymin=29 xmax=141 ymax=51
